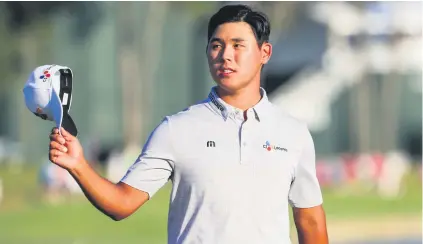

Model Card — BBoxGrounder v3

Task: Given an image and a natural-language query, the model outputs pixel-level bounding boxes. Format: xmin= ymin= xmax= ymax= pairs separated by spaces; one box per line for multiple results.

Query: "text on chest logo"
xmin=207 ymin=141 xmax=216 ymax=147
xmin=263 ymin=141 xmax=288 ymax=152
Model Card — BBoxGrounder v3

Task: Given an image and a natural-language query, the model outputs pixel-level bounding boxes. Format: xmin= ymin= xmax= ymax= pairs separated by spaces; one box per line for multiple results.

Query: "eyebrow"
xmin=209 ymin=37 xmax=246 ymax=43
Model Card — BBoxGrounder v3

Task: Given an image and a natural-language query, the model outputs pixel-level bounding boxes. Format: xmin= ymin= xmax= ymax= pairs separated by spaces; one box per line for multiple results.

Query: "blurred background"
xmin=0 ymin=1 xmax=421 ymax=244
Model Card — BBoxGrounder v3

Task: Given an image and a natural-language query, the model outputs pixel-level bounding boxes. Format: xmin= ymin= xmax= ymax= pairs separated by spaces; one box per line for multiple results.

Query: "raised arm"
xmin=49 ymin=118 xmax=174 ymax=221
xmin=70 ymin=157 xmax=148 ymax=220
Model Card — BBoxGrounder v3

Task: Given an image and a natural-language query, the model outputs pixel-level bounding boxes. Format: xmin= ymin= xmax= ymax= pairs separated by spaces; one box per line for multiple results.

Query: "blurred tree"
xmin=0 ymin=2 xmax=104 ymax=91
xmin=3 ymin=2 xmax=103 ymax=42
xmin=4 ymin=2 xmax=67 ymax=32
xmin=0 ymin=3 xmax=18 ymax=92
xmin=117 ymin=2 xmax=169 ymax=146
xmin=262 ymin=2 xmax=299 ymax=42
xmin=162 ymin=2 xmax=214 ymax=16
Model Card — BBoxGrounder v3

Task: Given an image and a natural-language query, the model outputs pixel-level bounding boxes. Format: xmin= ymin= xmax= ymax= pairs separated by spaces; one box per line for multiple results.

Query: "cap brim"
xmin=50 ymin=89 xmax=78 ymax=137
xmin=62 ymin=113 xmax=78 ymax=137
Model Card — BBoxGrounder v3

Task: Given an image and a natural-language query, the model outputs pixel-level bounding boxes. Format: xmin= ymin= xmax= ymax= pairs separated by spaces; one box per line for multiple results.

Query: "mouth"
xmin=217 ymin=67 xmax=236 ymax=77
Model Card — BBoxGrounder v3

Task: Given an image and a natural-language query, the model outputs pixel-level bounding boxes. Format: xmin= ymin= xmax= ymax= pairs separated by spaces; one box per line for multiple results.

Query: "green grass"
xmin=0 ymin=164 xmax=170 ymax=244
xmin=0 ymin=164 xmax=421 ymax=244
xmin=322 ymin=172 xmax=422 ymax=218
xmin=0 ymin=192 xmax=170 ymax=244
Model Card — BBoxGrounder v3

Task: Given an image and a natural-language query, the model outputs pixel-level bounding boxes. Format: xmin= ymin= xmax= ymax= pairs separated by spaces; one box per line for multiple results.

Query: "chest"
xmin=172 ymin=120 xmax=302 ymax=191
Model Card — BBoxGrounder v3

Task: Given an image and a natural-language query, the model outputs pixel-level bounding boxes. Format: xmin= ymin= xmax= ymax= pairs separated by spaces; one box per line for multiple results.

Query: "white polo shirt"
xmin=120 ymin=86 xmax=323 ymax=244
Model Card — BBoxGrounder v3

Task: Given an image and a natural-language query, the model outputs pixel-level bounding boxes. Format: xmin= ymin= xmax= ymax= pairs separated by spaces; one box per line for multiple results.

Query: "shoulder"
xmin=164 ymin=99 xmax=215 ymax=129
xmin=147 ymin=100 xmax=212 ymax=146
xmin=267 ymin=103 xmax=309 ymax=134
xmin=266 ymin=103 xmax=312 ymax=150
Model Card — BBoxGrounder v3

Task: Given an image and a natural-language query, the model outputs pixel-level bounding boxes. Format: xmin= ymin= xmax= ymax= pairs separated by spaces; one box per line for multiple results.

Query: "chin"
xmin=214 ymin=79 xmax=240 ymax=92
xmin=215 ymin=77 xmax=251 ymax=93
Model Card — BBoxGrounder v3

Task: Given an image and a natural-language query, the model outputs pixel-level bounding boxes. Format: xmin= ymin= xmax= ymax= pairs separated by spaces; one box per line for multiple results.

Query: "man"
xmin=49 ymin=4 xmax=328 ymax=244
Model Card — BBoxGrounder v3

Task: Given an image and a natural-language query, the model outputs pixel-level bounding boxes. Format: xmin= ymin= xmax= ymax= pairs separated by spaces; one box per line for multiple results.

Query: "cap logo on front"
xmin=39 ymin=70 xmax=51 ymax=82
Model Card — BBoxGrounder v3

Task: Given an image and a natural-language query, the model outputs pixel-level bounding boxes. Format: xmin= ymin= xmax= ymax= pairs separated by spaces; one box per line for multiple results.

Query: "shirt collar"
xmin=207 ymin=86 xmax=270 ymax=122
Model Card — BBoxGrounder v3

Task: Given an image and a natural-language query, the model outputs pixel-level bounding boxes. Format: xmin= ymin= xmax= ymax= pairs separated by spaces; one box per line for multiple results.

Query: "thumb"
xmin=59 ymin=127 xmax=75 ymax=141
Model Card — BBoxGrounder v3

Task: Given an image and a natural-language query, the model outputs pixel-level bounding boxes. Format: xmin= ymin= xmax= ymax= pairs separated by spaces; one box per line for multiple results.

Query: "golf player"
xmin=49 ymin=5 xmax=328 ymax=244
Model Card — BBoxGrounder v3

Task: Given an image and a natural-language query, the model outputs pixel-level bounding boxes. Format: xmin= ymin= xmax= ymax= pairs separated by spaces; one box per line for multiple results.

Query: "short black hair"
xmin=207 ymin=4 xmax=271 ymax=47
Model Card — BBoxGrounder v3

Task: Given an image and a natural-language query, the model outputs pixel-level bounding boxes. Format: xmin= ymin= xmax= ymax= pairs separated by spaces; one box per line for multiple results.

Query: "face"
xmin=207 ymin=22 xmax=272 ymax=93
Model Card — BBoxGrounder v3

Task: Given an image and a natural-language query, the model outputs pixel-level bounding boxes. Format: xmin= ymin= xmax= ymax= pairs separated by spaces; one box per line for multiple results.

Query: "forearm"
xmin=68 ymin=160 xmax=132 ymax=220
xmin=293 ymin=206 xmax=329 ymax=244
xmin=297 ymin=227 xmax=328 ymax=244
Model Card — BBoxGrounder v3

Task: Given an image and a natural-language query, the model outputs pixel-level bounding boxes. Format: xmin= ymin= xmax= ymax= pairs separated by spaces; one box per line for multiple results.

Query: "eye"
xmin=211 ymin=44 xmax=222 ymax=50
xmin=234 ymin=43 xmax=243 ymax=49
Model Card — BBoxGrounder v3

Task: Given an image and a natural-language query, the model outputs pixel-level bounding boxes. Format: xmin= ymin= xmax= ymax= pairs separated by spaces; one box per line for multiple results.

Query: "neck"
xmin=216 ymin=83 xmax=262 ymax=111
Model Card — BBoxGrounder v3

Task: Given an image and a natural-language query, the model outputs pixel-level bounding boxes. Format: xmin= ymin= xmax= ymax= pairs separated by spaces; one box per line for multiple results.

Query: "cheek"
xmin=235 ymin=52 xmax=261 ymax=72
xmin=206 ymin=53 xmax=213 ymax=62
xmin=207 ymin=53 xmax=220 ymax=65
xmin=206 ymin=49 xmax=214 ymax=59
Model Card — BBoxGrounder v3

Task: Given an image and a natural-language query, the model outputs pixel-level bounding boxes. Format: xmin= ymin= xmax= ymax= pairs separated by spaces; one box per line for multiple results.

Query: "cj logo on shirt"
xmin=263 ymin=141 xmax=288 ymax=152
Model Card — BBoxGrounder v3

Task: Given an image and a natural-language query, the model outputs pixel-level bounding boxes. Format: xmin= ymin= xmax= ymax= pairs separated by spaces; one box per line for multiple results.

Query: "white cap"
xmin=23 ymin=64 xmax=78 ymax=136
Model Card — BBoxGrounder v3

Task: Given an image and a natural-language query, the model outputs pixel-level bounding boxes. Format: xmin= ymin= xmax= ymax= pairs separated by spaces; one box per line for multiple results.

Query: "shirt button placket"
xmin=240 ymin=121 xmax=251 ymax=165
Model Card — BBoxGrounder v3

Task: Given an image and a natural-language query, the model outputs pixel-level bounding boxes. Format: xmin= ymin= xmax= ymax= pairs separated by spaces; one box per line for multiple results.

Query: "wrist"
xmin=68 ymin=157 xmax=89 ymax=177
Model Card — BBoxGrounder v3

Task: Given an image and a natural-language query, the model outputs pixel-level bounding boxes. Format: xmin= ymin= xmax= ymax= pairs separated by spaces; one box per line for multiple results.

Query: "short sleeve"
xmin=288 ymin=125 xmax=323 ymax=208
xmin=120 ymin=117 xmax=175 ymax=199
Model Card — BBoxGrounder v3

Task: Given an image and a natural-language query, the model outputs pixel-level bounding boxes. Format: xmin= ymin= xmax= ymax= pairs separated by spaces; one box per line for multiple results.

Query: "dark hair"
xmin=207 ymin=4 xmax=271 ymax=47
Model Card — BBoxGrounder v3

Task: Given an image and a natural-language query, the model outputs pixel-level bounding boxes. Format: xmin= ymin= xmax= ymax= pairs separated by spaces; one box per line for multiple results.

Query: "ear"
xmin=261 ymin=42 xmax=272 ymax=64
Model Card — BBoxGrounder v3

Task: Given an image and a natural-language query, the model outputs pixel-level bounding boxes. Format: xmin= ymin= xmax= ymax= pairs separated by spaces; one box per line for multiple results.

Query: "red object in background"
xmin=316 ymin=160 xmax=332 ymax=187
xmin=316 ymin=160 xmax=325 ymax=185
xmin=342 ymin=154 xmax=357 ymax=182
xmin=371 ymin=153 xmax=385 ymax=180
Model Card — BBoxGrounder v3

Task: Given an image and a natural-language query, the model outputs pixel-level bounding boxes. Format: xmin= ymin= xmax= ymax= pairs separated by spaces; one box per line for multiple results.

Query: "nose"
xmin=221 ymin=46 xmax=234 ymax=62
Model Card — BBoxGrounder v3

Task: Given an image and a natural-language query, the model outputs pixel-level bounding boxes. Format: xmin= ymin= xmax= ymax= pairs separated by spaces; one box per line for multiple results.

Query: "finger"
xmin=49 ymin=149 xmax=65 ymax=163
xmin=51 ymin=127 xmax=60 ymax=135
xmin=59 ymin=127 xmax=74 ymax=141
xmin=49 ymin=141 xmax=68 ymax=153
xmin=49 ymin=134 xmax=66 ymax=145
